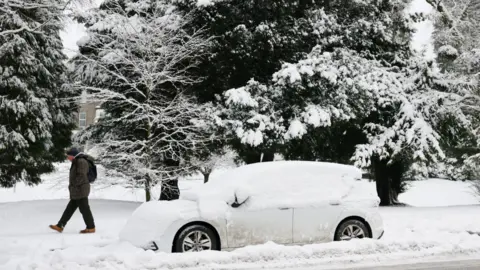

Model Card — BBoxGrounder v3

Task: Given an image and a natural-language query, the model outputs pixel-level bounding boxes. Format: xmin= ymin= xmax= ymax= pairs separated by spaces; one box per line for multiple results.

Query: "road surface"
xmin=351 ymin=258 xmax=480 ymax=270
xmin=283 ymin=258 xmax=480 ymax=270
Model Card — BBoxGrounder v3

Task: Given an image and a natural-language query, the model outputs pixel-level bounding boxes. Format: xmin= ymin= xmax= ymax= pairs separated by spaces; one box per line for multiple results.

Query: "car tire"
xmin=173 ymin=224 xmax=220 ymax=253
xmin=334 ymin=219 xmax=371 ymax=241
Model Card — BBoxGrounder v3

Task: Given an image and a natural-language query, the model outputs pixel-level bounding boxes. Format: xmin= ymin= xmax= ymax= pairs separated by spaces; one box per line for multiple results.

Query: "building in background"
xmin=74 ymin=90 xmax=105 ymax=130
xmin=72 ymin=91 xmax=105 ymax=151
xmin=78 ymin=102 xmax=104 ymax=128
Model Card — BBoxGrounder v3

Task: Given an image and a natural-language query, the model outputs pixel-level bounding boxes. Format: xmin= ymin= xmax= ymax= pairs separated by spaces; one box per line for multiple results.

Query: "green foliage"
xmin=0 ymin=0 xmax=76 ymax=187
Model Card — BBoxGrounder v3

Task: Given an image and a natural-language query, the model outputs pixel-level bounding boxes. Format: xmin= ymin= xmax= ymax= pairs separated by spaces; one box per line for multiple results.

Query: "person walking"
xmin=49 ymin=148 xmax=96 ymax=234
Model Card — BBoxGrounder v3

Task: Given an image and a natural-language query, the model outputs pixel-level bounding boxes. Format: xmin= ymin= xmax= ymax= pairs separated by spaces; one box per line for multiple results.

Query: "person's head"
xmin=66 ymin=148 xmax=80 ymax=162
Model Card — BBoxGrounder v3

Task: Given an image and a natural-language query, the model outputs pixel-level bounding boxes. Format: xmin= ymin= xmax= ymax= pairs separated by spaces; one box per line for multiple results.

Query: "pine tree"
xmin=219 ymin=0 xmax=477 ymax=205
xmin=173 ymin=0 xmax=328 ymax=163
xmin=0 ymin=0 xmax=76 ymax=187
xmin=428 ymin=0 xmax=480 ymax=179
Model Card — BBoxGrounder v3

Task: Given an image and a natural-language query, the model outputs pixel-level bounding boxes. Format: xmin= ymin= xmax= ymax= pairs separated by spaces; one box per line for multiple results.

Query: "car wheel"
xmin=334 ymin=219 xmax=371 ymax=241
xmin=174 ymin=224 xmax=219 ymax=253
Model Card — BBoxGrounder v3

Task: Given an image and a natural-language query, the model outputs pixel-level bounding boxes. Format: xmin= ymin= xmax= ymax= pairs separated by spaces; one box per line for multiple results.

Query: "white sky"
xmin=409 ymin=0 xmax=435 ymax=58
xmin=60 ymin=0 xmax=435 ymax=59
xmin=60 ymin=0 xmax=102 ymax=58
xmin=60 ymin=21 xmax=87 ymax=58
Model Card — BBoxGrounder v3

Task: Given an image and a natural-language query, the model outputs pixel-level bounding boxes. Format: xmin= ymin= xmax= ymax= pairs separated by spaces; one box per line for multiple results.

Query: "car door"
xmin=292 ymin=201 xmax=342 ymax=244
xmin=226 ymin=206 xmax=293 ymax=248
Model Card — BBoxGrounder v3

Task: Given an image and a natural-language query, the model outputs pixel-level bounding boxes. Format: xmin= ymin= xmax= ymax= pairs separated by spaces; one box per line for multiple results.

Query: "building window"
xmin=79 ymin=112 xmax=87 ymax=128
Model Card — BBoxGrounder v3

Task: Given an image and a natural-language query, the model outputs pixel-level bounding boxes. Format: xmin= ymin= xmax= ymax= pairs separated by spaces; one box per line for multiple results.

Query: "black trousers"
xmin=58 ymin=198 xmax=95 ymax=229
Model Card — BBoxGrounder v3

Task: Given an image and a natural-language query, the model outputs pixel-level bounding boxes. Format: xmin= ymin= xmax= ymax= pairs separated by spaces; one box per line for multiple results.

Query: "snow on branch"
xmin=0 ymin=0 xmax=84 ymax=36
xmin=430 ymin=0 xmax=480 ymax=52
xmin=220 ymin=47 xmax=407 ymax=147
xmin=70 ymin=2 xmax=219 ymax=193
xmin=353 ymin=98 xmax=445 ymax=168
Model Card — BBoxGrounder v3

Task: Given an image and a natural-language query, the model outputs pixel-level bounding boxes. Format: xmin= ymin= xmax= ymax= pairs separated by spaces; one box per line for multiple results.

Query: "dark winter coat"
xmin=69 ymin=154 xmax=92 ymax=200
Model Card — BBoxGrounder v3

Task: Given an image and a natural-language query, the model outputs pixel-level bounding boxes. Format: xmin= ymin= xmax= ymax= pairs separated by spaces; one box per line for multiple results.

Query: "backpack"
xmin=80 ymin=157 xmax=97 ymax=183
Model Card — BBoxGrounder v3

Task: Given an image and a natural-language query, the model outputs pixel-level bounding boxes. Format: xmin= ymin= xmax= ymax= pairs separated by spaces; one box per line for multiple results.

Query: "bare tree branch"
xmin=70 ymin=2 xmax=220 ymax=200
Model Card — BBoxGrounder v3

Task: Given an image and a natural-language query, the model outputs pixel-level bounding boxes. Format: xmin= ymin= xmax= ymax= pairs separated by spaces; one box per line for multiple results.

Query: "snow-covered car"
xmin=119 ymin=161 xmax=384 ymax=253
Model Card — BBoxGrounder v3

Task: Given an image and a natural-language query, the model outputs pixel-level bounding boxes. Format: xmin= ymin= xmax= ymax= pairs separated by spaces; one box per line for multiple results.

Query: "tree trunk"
xmin=145 ymin=175 xmax=151 ymax=202
xmin=203 ymin=172 xmax=210 ymax=183
xmin=373 ymin=157 xmax=406 ymax=206
xmin=389 ymin=160 xmax=406 ymax=204
xmin=389 ymin=188 xmax=399 ymax=204
xmin=145 ymin=183 xmax=151 ymax=202
xmin=244 ymin=150 xmax=275 ymax=164
xmin=373 ymin=158 xmax=393 ymax=206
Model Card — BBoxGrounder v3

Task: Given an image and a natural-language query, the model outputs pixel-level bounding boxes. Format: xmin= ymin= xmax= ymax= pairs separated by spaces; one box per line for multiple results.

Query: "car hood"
xmin=119 ymin=200 xmax=200 ymax=248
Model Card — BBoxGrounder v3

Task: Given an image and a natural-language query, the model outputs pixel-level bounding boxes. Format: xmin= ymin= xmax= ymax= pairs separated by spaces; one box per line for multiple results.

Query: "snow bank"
xmin=9 ymin=234 xmax=480 ymax=270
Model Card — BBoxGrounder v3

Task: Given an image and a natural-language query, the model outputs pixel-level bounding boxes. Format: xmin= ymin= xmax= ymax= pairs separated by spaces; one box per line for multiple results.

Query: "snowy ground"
xmin=2 ymin=200 xmax=480 ymax=270
xmin=1 ymin=164 xmax=480 ymax=269
xmin=398 ymin=179 xmax=479 ymax=207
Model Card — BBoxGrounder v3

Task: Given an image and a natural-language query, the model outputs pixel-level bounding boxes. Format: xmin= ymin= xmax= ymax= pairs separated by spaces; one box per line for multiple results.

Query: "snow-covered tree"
xmin=427 ymin=0 xmax=480 ymax=179
xmin=71 ymin=0 xmax=219 ymax=201
xmin=0 ymin=0 xmax=77 ymax=187
xmin=220 ymin=1 xmax=477 ymax=205
xmin=174 ymin=0 xmax=330 ymax=163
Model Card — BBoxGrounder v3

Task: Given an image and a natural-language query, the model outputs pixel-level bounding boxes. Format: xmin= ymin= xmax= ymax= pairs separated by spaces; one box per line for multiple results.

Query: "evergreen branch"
xmin=0 ymin=24 xmax=43 ymax=36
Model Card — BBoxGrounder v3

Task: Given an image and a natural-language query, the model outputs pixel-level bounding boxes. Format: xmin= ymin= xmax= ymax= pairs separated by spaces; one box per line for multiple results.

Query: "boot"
xmin=80 ymin=228 xmax=95 ymax=234
xmin=49 ymin=224 xmax=64 ymax=233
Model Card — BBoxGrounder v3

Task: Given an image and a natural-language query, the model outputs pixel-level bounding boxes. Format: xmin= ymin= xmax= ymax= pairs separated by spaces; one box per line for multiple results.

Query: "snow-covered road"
xmin=2 ymin=199 xmax=480 ymax=270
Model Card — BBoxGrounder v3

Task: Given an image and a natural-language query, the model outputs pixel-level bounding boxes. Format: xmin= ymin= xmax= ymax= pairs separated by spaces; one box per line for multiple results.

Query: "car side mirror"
xmin=230 ymin=193 xmax=250 ymax=208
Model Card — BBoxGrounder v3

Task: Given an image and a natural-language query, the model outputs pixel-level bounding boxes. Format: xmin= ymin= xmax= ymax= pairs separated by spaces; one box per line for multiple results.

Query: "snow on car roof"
xmin=182 ymin=161 xmax=371 ymax=211
xmin=221 ymin=160 xmax=362 ymax=180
